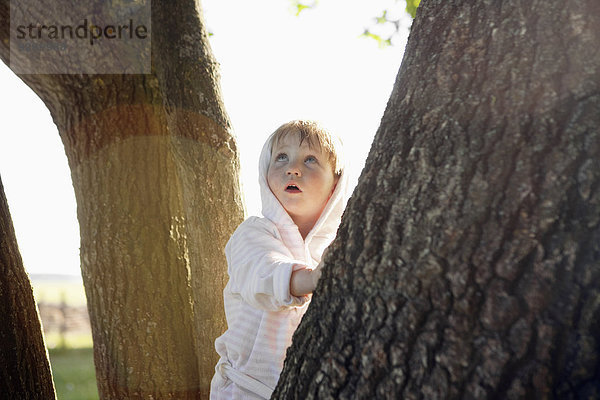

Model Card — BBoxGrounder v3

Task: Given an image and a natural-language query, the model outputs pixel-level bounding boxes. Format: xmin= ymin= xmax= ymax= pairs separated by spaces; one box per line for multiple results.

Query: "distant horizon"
xmin=29 ymin=273 xmax=83 ymax=281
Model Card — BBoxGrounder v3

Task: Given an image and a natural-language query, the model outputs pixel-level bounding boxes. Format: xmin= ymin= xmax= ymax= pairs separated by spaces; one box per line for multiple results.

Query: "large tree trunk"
xmin=0 ymin=177 xmax=56 ymax=399
xmin=0 ymin=1 xmax=244 ymax=398
xmin=276 ymin=0 xmax=600 ymax=398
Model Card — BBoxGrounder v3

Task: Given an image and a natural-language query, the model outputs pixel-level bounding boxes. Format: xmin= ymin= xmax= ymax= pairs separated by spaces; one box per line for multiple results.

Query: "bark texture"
xmin=0 ymin=177 xmax=56 ymax=399
xmin=0 ymin=1 xmax=244 ymax=398
xmin=275 ymin=0 xmax=600 ymax=398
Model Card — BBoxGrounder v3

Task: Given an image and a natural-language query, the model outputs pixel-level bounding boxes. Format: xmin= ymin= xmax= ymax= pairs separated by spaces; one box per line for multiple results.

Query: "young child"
xmin=210 ymin=120 xmax=348 ymax=399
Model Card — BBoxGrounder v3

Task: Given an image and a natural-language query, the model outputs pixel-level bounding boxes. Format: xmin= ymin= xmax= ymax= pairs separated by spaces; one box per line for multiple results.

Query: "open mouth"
xmin=285 ymin=184 xmax=302 ymax=193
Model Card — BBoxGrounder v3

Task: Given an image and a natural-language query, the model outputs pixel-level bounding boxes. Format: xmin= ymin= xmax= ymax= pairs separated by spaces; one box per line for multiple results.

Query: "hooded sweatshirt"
xmin=210 ymin=133 xmax=349 ymax=399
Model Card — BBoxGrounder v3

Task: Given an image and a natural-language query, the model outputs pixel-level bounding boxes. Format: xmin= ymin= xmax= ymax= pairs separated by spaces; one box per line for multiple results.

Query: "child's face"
xmin=267 ymin=133 xmax=338 ymax=225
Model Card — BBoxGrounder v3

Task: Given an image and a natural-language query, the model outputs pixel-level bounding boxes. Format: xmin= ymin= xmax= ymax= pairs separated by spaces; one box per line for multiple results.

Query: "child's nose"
xmin=286 ymin=164 xmax=301 ymax=176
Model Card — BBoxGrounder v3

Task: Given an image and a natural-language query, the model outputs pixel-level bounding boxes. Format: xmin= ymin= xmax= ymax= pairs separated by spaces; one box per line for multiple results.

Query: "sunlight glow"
xmin=0 ymin=0 xmax=410 ymax=276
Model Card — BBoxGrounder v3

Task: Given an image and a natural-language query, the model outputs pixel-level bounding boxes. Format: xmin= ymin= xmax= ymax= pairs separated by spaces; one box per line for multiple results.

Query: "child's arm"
xmin=290 ymin=260 xmax=323 ymax=296
xmin=226 ymin=218 xmax=311 ymax=311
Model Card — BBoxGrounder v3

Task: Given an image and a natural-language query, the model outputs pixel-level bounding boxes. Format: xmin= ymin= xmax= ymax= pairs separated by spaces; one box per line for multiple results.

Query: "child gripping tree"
xmin=210 ymin=120 xmax=349 ymax=399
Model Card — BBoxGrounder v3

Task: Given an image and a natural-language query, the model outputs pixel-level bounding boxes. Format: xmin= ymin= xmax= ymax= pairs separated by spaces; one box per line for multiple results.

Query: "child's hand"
xmin=290 ymin=259 xmax=325 ymax=297
xmin=290 ymin=250 xmax=329 ymax=297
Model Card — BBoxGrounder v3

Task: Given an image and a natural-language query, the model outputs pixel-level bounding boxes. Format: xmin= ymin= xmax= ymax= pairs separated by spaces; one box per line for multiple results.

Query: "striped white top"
xmin=210 ymin=133 xmax=349 ymax=399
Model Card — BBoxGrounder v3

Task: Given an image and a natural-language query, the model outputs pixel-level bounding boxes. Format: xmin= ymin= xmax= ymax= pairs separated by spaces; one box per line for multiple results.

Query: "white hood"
xmin=257 ymin=132 xmax=349 ymax=262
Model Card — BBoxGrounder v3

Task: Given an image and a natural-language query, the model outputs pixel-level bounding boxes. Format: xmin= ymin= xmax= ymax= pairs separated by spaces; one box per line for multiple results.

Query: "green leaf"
xmin=376 ymin=10 xmax=388 ymax=25
xmin=405 ymin=0 xmax=421 ymax=19
xmin=360 ymin=30 xmax=392 ymax=48
xmin=290 ymin=0 xmax=319 ymax=16
xmin=295 ymin=4 xmax=310 ymax=16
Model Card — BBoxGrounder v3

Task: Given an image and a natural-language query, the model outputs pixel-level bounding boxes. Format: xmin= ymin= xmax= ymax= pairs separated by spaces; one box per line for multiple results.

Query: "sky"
xmin=0 ymin=0 xmax=411 ymax=277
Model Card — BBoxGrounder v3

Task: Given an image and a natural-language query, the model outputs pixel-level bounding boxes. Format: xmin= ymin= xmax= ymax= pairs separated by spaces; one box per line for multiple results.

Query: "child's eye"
xmin=304 ymin=156 xmax=317 ymax=164
xmin=276 ymin=153 xmax=288 ymax=162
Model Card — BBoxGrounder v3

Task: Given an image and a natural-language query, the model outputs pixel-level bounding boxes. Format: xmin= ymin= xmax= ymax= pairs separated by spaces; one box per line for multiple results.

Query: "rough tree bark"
xmin=0 ymin=1 xmax=244 ymax=398
xmin=276 ymin=0 xmax=600 ymax=398
xmin=0 ymin=177 xmax=56 ymax=399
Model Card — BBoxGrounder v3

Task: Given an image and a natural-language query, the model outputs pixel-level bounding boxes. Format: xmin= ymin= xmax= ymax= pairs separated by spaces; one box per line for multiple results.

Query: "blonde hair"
xmin=270 ymin=120 xmax=343 ymax=177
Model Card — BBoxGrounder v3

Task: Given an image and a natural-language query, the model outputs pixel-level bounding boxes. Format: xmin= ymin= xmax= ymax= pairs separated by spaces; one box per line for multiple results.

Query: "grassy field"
xmin=49 ymin=347 xmax=99 ymax=400
xmin=30 ymin=275 xmax=99 ymax=399
xmin=45 ymin=332 xmax=94 ymax=349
